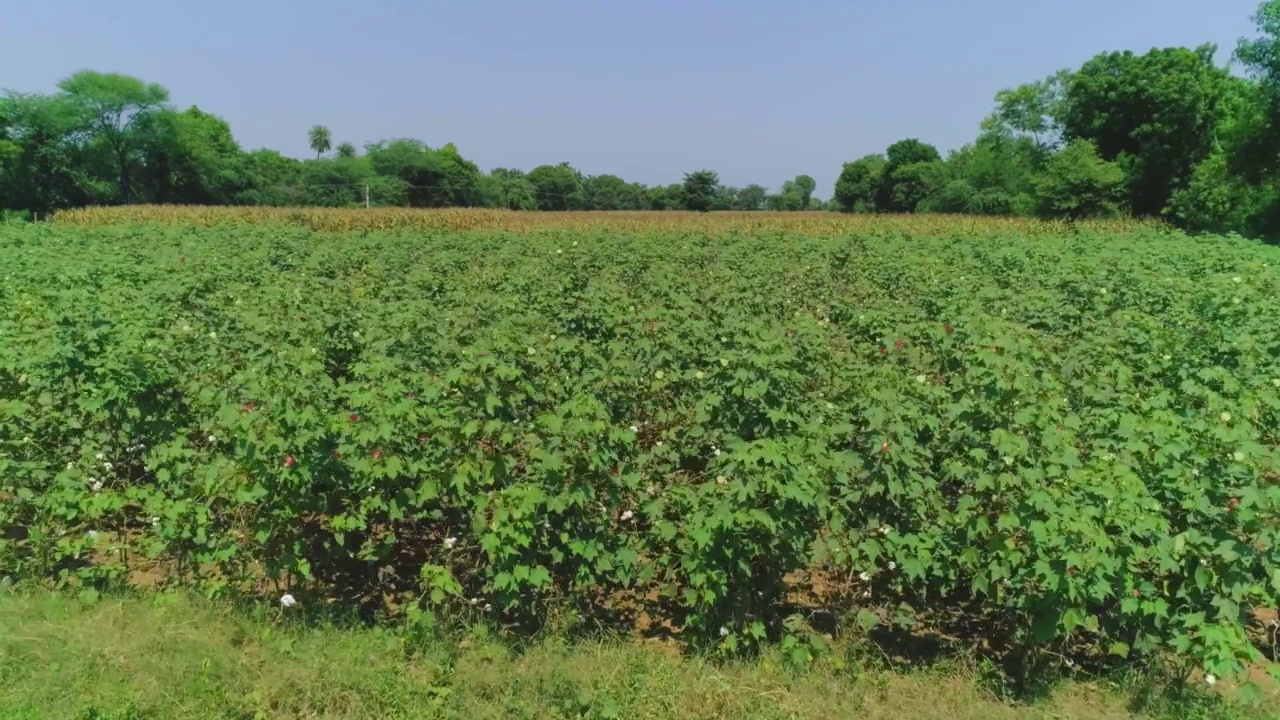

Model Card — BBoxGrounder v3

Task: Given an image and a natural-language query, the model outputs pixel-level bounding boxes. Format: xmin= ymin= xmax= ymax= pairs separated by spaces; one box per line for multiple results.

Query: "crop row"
xmin=0 ymin=221 xmax=1277 ymax=680
xmin=49 ymin=204 xmax=1160 ymax=236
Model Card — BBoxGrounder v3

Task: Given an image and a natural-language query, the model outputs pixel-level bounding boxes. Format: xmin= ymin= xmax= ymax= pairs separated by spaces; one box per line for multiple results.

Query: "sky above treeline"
xmin=0 ymin=0 xmax=1264 ymax=195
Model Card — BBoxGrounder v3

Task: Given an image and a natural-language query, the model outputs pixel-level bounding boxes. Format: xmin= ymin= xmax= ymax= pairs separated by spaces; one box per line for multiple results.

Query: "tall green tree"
xmin=527 ymin=162 xmax=582 ymax=210
xmin=1059 ymin=46 xmax=1231 ymax=217
xmin=481 ymin=167 xmax=538 ymax=210
xmin=833 ymin=155 xmax=886 ymax=213
xmin=735 ymin=183 xmax=767 ymax=210
xmin=136 ymin=106 xmax=244 ymax=204
xmin=57 ymin=70 xmax=169 ymax=203
xmin=308 ymin=125 xmax=332 ymax=159
xmin=1032 ymin=140 xmax=1126 ymax=219
xmin=681 ymin=169 xmax=719 ymax=212
xmin=877 ymin=140 xmax=941 ymax=212
xmin=335 ymin=142 xmax=357 ymax=159
xmin=792 ymin=174 xmax=816 ymax=209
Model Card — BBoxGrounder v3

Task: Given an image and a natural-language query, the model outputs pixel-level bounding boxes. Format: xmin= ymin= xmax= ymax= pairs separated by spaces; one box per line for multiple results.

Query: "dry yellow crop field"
xmin=50 ymin=204 xmax=1161 ymax=236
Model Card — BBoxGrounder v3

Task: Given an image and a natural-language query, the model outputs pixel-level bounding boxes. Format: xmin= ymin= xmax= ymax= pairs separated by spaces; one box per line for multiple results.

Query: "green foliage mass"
xmin=2 ymin=222 xmax=1279 ymax=683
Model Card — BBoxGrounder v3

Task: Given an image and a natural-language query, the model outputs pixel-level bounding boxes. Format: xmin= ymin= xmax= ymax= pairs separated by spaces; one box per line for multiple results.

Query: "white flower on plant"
xmin=713 ymin=447 xmax=721 ymax=457
xmin=66 ymin=462 xmax=74 ymax=470
xmin=620 ymin=510 xmax=634 ymax=522
xmin=716 ymin=476 xmax=728 ymax=486
xmin=207 ymin=435 xmax=216 ymax=443
xmin=719 ymin=626 xmax=729 ymax=638
xmin=861 ymin=590 xmax=871 ymax=599
xmin=826 ymin=402 xmax=834 ymax=410
xmin=720 ymin=336 xmax=727 ymax=343
xmin=182 ymin=324 xmax=192 ymax=332
xmin=879 ymin=526 xmax=889 ymax=536
xmin=527 ymin=347 xmax=536 ymax=356
xmin=859 ymin=571 xmax=871 ymax=582
xmin=86 ymin=530 xmax=98 ymax=540
xmin=654 ymin=370 xmax=664 ymax=379
xmin=556 ymin=249 xmax=562 ymax=254
xmin=1233 ymin=451 xmax=1245 ymax=463
xmin=630 ymin=425 xmax=639 ymax=433
xmin=915 ymin=374 xmax=927 ymax=384
xmin=1162 ymin=354 xmax=1171 ymax=361
xmin=695 ymin=371 xmax=705 ymax=380
xmin=483 ymin=603 xmax=492 ymax=611
xmin=209 ymin=332 xmax=217 ymax=339
xmin=280 ymin=593 xmax=297 ymax=608
xmin=1220 ymin=412 xmax=1232 ymax=423
xmin=91 ymin=480 xmax=104 ymax=493
xmin=1099 ymin=288 xmax=1107 ymax=294
xmin=655 ymin=441 xmax=663 ymax=448
xmin=1233 ymin=276 xmax=1243 ymax=283
xmin=888 ymin=561 xmax=897 ymax=571
xmin=443 ymin=536 xmax=458 ymax=549
xmin=95 ymin=453 xmax=104 ymax=461
xmin=1204 ymin=674 xmax=1217 ymax=686
xmin=1234 ymin=297 xmax=1242 ymax=304
xmin=103 ymin=462 xmax=113 ymax=471
xmin=150 ymin=516 xmax=160 ymax=527
xmin=469 ymin=597 xmax=478 ymax=605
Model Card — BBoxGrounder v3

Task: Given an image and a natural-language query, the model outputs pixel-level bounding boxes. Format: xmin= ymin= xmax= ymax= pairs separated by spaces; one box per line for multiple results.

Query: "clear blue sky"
xmin=0 ymin=0 xmax=1263 ymax=196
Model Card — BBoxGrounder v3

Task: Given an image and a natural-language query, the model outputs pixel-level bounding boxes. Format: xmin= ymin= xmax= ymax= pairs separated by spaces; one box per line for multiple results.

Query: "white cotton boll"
xmin=207 ymin=435 xmax=216 ymax=443
xmin=280 ymin=593 xmax=297 ymax=608
xmin=630 ymin=425 xmax=639 ymax=433
xmin=95 ymin=453 xmax=104 ymax=461
xmin=443 ymin=536 xmax=458 ymax=549
xmin=859 ymin=571 xmax=871 ymax=582
xmin=91 ymin=480 xmax=104 ymax=493
xmin=620 ymin=510 xmax=634 ymax=522
xmin=1204 ymin=674 xmax=1217 ymax=686
xmin=888 ymin=561 xmax=897 ymax=571
xmin=719 ymin=626 xmax=729 ymax=638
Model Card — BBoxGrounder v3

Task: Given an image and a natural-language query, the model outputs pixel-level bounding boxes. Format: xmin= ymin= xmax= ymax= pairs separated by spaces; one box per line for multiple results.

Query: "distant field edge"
xmin=47 ymin=204 xmax=1169 ymax=236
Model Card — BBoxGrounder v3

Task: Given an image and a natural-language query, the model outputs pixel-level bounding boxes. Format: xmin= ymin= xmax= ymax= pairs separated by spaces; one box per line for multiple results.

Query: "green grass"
xmin=0 ymin=590 xmax=1265 ymax=720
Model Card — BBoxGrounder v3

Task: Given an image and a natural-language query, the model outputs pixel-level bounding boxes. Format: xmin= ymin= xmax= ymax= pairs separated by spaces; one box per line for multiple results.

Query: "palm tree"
xmin=308 ymin=125 xmax=332 ymax=159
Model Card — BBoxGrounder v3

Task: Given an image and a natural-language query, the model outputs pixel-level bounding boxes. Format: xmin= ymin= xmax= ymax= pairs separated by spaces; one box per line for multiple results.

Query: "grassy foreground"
xmin=0 ymin=590 xmax=1264 ymax=720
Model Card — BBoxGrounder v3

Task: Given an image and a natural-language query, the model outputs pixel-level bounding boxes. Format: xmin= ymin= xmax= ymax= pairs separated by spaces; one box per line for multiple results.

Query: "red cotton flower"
xmin=418 ymin=434 xmax=428 ymax=443
xmin=944 ymin=324 xmax=954 ymax=335
xmin=1228 ymin=498 xmax=1240 ymax=511
xmin=242 ymin=401 xmax=256 ymax=413
xmin=407 ymin=392 xmax=415 ymax=399
xmin=373 ymin=449 xmax=383 ymax=460
xmin=610 ymin=465 xmax=619 ymax=475
xmin=349 ymin=414 xmax=358 ymax=424
xmin=881 ymin=442 xmax=889 ymax=453
xmin=895 ymin=340 xmax=905 ymax=350
xmin=1132 ymin=589 xmax=1141 ymax=597
xmin=879 ymin=347 xmax=887 ymax=355
xmin=284 ymin=455 xmax=296 ymax=468
xmin=332 ymin=451 xmax=342 ymax=460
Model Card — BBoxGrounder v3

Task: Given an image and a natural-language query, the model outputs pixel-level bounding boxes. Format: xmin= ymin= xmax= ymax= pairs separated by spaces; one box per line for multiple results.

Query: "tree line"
xmin=7 ymin=0 xmax=1280 ymax=236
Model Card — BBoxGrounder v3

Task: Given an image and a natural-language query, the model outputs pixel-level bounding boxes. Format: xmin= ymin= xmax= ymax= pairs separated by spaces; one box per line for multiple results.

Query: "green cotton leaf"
xmin=855 ymin=610 xmax=879 ymax=631
xmin=1108 ymin=641 xmax=1130 ymax=658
